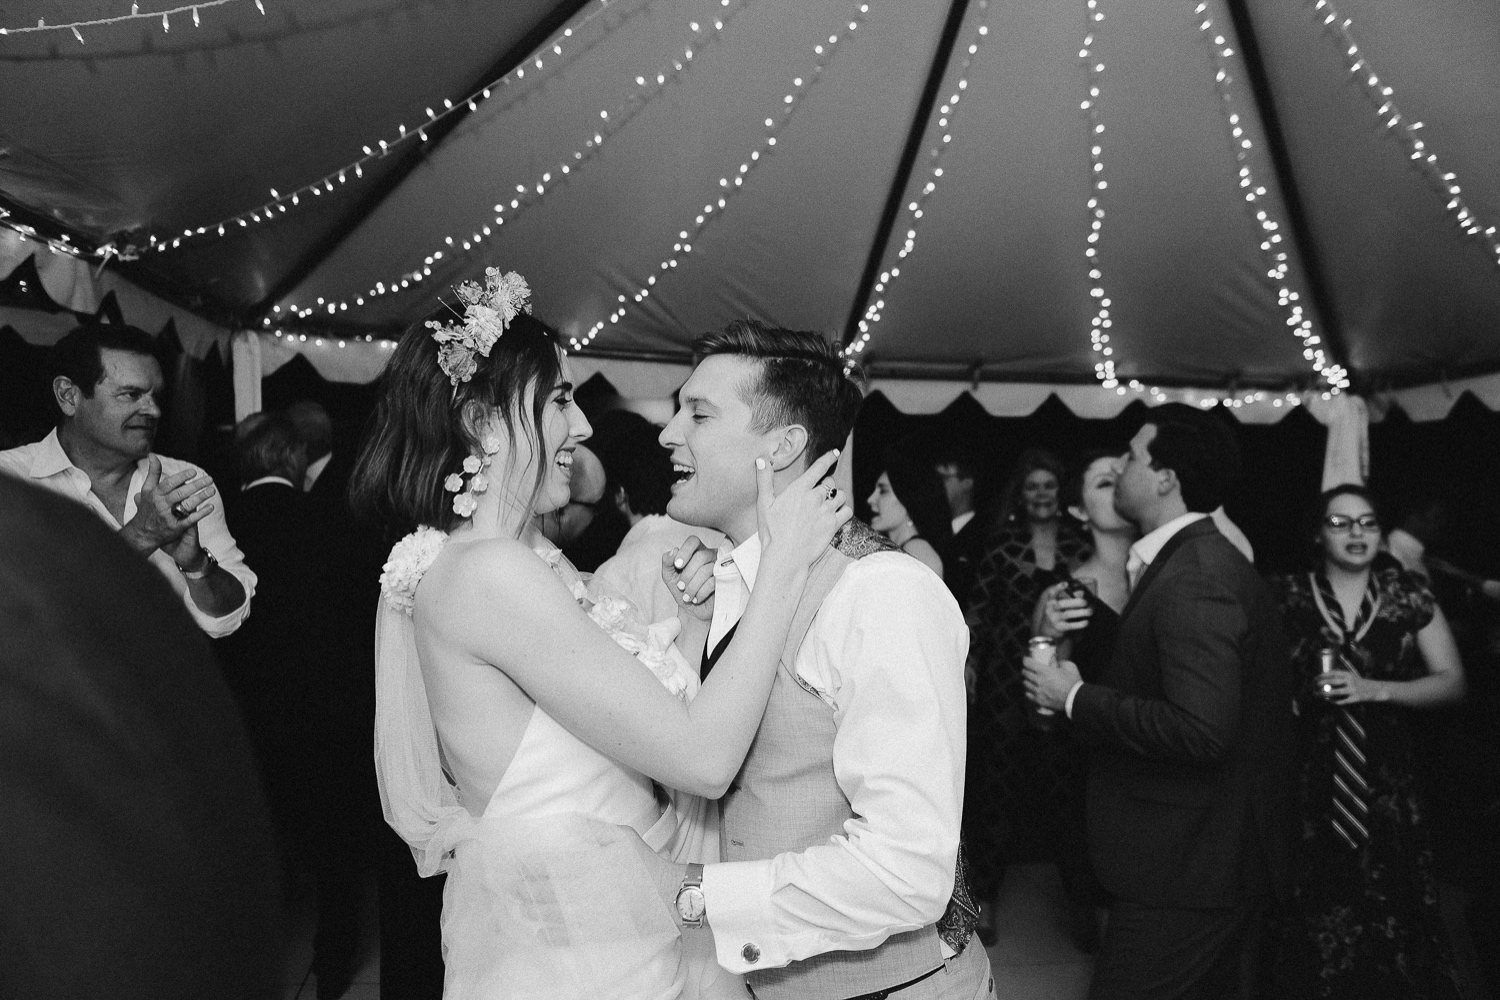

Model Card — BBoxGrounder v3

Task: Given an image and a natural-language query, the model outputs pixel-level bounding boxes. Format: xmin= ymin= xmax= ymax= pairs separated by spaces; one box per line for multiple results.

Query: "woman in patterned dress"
xmin=964 ymin=448 xmax=1091 ymax=941
xmin=1271 ymin=484 xmax=1465 ymax=999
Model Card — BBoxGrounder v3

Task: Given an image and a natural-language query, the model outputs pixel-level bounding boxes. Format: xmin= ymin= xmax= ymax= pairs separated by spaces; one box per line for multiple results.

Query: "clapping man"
xmin=0 ymin=325 xmax=254 ymax=636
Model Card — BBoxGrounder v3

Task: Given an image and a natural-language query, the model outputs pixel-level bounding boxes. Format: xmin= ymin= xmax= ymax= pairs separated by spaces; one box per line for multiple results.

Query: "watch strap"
xmin=180 ymin=550 xmax=216 ymax=580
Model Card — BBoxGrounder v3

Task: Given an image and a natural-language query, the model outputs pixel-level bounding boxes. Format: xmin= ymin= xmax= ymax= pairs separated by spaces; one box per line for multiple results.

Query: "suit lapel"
xmin=1120 ymin=518 xmax=1218 ymax=621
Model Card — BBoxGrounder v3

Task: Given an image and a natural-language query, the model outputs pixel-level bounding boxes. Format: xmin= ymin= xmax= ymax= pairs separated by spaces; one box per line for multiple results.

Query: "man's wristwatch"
xmin=675 ymin=862 xmax=706 ymax=928
xmin=178 ymin=550 xmax=217 ymax=580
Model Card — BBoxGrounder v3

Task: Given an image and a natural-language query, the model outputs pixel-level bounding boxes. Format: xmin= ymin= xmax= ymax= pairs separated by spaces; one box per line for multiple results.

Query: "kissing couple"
xmin=351 ymin=269 xmax=992 ymax=1000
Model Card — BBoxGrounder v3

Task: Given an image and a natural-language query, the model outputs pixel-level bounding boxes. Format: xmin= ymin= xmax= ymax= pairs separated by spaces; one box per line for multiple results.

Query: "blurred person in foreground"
xmin=1267 ymin=485 xmax=1464 ymax=1000
xmin=592 ymin=408 xmax=725 ymax=624
xmin=0 ymin=474 xmax=282 ymax=999
xmin=1024 ymin=404 xmax=1296 ymax=999
xmin=0 ymin=323 xmax=254 ymax=636
xmin=219 ymin=412 xmax=366 ymax=999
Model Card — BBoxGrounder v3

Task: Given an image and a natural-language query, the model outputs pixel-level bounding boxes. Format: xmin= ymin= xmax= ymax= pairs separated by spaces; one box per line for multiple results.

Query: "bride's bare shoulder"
xmin=418 ymin=536 xmax=568 ymax=618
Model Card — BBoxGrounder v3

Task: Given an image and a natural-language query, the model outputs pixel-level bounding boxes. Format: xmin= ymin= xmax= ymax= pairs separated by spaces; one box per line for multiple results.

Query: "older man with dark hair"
xmin=0 ymin=324 xmax=254 ymax=637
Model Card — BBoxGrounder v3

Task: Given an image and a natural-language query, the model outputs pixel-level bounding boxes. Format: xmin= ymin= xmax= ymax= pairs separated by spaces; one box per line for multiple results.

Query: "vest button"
xmin=741 ymin=943 xmax=761 ymax=964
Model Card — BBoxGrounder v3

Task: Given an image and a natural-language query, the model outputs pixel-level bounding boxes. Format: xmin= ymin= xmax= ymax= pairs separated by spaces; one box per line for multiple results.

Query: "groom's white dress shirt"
xmin=699 ymin=534 xmax=970 ymax=975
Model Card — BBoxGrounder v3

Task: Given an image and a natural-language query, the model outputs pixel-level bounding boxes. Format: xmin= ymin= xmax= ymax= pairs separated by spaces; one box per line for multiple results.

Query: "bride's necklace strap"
xmin=889 ymin=519 xmax=920 ymax=548
xmin=380 ymin=526 xmax=451 ymax=616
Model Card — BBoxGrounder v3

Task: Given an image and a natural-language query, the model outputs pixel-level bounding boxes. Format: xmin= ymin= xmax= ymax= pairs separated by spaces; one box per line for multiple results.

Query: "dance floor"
xmin=275 ymin=862 xmax=1094 ymax=1000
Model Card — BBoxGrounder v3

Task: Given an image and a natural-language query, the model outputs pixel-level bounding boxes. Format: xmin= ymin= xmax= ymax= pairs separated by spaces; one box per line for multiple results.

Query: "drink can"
xmin=1319 ymin=647 xmax=1337 ymax=695
xmin=1028 ymin=636 xmax=1058 ymax=729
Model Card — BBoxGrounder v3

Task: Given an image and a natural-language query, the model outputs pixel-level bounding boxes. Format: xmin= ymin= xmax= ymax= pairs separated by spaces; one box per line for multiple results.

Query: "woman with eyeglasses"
xmin=1269 ymin=483 xmax=1465 ymax=999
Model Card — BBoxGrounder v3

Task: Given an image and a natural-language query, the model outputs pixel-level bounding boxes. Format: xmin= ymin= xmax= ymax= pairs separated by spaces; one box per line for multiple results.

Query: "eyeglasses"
xmin=1323 ymin=514 xmax=1380 ymax=533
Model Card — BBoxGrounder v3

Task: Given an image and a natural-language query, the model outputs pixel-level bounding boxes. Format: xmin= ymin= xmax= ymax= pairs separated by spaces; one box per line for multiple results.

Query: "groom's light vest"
xmin=719 ymin=522 xmax=947 ymax=1000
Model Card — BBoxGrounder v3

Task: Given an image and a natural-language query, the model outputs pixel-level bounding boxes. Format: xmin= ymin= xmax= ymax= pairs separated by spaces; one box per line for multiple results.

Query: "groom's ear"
xmin=766 ymin=424 xmax=810 ymax=473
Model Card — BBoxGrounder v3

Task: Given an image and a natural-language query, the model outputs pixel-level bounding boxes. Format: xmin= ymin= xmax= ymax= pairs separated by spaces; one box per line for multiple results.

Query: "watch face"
xmin=676 ymin=886 xmax=706 ymax=922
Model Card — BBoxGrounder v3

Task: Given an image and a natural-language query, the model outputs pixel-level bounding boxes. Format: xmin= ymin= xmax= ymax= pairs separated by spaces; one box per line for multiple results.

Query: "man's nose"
xmin=140 ymin=394 xmax=162 ymax=418
xmin=659 ymin=415 xmax=682 ymax=448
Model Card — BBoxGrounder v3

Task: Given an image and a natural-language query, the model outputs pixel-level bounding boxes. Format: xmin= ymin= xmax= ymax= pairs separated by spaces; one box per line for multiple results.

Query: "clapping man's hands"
xmin=119 ymin=455 xmax=218 ymax=566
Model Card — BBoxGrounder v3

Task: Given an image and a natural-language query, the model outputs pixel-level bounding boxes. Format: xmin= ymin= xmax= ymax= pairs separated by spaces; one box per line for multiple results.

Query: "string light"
xmin=570 ymin=1 xmax=877 ymax=352
xmin=146 ymin=0 xmax=636 ymax=258
xmin=1076 ymin=0 xmax=1117 ymax=391
xmin=1196 ymin=2 xmax=1346 ymax=391
xmin=840 ymin=1 xmax=990 ymax=360
xmin=0 ymin=0 xmax=254 ymax=38
xmin=284 ymin=0 xmax=754 ymax=320
xmin=1309 ymin=0 xmax=1500 ymax=271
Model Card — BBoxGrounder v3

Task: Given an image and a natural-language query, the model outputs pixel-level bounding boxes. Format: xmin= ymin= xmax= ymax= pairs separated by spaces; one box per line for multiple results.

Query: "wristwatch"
xmin=675 ymin=862 xmax=706 ymax=928
xmin=179 ymin=550 xmax=217 ymax=580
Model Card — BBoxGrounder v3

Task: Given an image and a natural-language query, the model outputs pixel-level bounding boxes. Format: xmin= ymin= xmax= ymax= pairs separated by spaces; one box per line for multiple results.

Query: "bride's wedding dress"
xmin=376 ymin=530 xmax=737 ymax=999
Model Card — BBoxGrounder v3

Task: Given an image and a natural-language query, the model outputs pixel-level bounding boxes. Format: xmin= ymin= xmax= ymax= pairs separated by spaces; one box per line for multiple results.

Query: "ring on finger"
xmin=171 ymin=501 xmax=190 ymax=519
xmin=823 ymin=483 xmax=837 ymax=500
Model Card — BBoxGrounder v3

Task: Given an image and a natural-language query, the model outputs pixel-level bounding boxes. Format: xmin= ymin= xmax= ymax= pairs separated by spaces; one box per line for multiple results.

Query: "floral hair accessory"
xmin=425 ymin=267 xmax=532 ymax=387
xmin=444 ymin=432 xmax=504 ymax=518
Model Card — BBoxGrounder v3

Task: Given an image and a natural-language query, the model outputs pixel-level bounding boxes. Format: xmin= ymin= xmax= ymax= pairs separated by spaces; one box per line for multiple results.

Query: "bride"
xmin=349 ymin=270 xmax=850 ymax=999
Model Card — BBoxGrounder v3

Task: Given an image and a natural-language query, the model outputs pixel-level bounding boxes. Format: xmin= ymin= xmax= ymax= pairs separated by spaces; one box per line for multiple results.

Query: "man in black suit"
xmin=219 ymin=413 xmax=366 ymax=999
xmin=1025 ymin=405 xmax=1294 ymax=999
xmin=934 ymin=445 xmax=985 ymax=607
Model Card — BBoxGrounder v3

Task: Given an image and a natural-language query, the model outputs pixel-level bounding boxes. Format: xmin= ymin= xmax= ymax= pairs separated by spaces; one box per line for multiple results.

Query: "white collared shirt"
xmin=303 ymin=451 xmax=332 ymax=492
xmin=0 ymin=429 xmax=257 ymax=638
xmin=1065 ymin=510 xmax=1208 ymax=718
xmin=242 ymin=475 xmax=298 ymax=491
xmin=950 ymin=510 xmax=976 ymax=536
xmin=699 ymin=534 xmax=969 ymax=974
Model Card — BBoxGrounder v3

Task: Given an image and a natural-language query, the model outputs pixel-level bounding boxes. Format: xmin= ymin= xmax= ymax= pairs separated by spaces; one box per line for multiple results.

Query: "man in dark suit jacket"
xmin=1025 ymin=406 xmax=1295 ymax=999
xmin=934 ymin=446 xmax=986 ymax=608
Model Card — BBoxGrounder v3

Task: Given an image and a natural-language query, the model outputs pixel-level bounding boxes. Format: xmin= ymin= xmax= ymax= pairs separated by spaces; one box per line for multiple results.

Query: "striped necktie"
xmin=1329 ymin=668 xmax=1371 ymax=849
xmin=1309 ymin=572 xmax=1379 ymax=850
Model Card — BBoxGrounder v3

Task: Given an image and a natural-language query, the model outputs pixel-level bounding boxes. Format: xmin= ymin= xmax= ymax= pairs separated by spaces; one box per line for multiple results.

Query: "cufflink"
xmin=741 ymin=943 xmax=761 ymax=964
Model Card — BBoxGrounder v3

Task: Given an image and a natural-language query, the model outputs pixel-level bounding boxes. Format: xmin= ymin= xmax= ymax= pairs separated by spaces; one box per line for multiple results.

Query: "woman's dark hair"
xmin=882 ymin=438 xmax=954 ymax=560
xmin=350 ymin=310 xmax=565 ymax=533
xmin=995 ymin=448 xmax=1066 ymax=528
xmin=1062 ymin=448 xmax=1122 ymax=513
xmin=1311 ymin=483 xmax=1384 ymax=561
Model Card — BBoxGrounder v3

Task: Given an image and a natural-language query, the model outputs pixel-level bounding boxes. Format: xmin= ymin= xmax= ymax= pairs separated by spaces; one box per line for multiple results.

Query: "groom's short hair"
xmin=693 ymin=321 xmax=866 ymax=463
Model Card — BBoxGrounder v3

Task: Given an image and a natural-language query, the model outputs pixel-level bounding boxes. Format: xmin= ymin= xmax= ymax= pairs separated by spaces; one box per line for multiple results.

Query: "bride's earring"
xmin=444 ymin=434 xmax=502 ymax=517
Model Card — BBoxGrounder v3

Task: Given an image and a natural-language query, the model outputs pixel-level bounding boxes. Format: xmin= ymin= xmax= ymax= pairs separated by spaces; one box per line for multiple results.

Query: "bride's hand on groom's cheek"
xmin=663 ymin=537 xmax=717 ymax=621
xmin=757 ymin=450 xmax=852 ymax=571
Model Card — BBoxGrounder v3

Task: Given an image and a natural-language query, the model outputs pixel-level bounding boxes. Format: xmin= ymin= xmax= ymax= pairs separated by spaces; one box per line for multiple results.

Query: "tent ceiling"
xmin=2 ymin=0 xmax=1497 ymax=389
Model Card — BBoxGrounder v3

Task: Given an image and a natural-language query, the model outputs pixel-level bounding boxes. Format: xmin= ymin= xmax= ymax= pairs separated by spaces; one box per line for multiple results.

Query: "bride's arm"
xmin=435 ymin=452 xmax=848 ymax=798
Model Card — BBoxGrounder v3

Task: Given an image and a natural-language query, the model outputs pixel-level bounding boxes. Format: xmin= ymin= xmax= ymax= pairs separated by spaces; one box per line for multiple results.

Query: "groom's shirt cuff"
xmin=1065 ymin=680 xmax=1085 ymax=719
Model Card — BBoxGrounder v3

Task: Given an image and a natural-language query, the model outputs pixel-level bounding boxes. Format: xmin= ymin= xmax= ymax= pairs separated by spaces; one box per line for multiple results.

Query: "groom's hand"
xmin=1023 ymin=655 xmax=1081 ymax=714
xmin=621 ymin=826 xmax=691 ymax=922
xmin=663 ymin=536 xmax=717 ymax=621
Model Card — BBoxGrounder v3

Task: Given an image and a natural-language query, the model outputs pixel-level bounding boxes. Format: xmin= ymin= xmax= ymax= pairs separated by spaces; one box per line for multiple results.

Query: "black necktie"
xmin=701 ymin=621 xmax=739 ymax=680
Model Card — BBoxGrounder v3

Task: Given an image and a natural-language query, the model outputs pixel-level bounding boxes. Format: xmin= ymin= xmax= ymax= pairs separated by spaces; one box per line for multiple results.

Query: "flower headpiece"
xmin=425 ymin=267 xmax=532 ymax=387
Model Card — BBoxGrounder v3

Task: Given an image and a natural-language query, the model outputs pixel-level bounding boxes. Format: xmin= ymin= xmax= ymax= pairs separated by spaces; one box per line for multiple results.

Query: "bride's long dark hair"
xmin=351 ymin=309 xmax=565 ymax=534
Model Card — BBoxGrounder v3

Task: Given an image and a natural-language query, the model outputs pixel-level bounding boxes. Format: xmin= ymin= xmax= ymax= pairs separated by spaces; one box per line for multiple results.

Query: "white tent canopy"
xmin=3 ymin=0 xmax=1498 ymax=410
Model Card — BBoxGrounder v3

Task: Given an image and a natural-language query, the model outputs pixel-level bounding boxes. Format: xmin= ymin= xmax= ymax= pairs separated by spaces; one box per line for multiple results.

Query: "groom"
xmin=656 ymin=322 xmax=992 ymax=999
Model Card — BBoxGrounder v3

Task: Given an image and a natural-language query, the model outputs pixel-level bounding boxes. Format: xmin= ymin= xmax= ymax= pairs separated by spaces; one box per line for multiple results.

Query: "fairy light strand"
xmin=0 ymin=0 xmax=259 ymax=38
xmin=1076 ymin=0 xmax=1118 ymax=390
xmin=1309 ymin=0 xmax=1500 ymax=270
xmin=1195 ymin=1 xmax=1346 ymax=391
xmin=571 ymin=0 xmax=876 ymax=352
xmin=150 ymin=0 xmax=637 ymax=259
xmin=840 ymin=1 xmax=991 ymax=359
xmin=271 ymin=0 xmax=753 ymax=322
